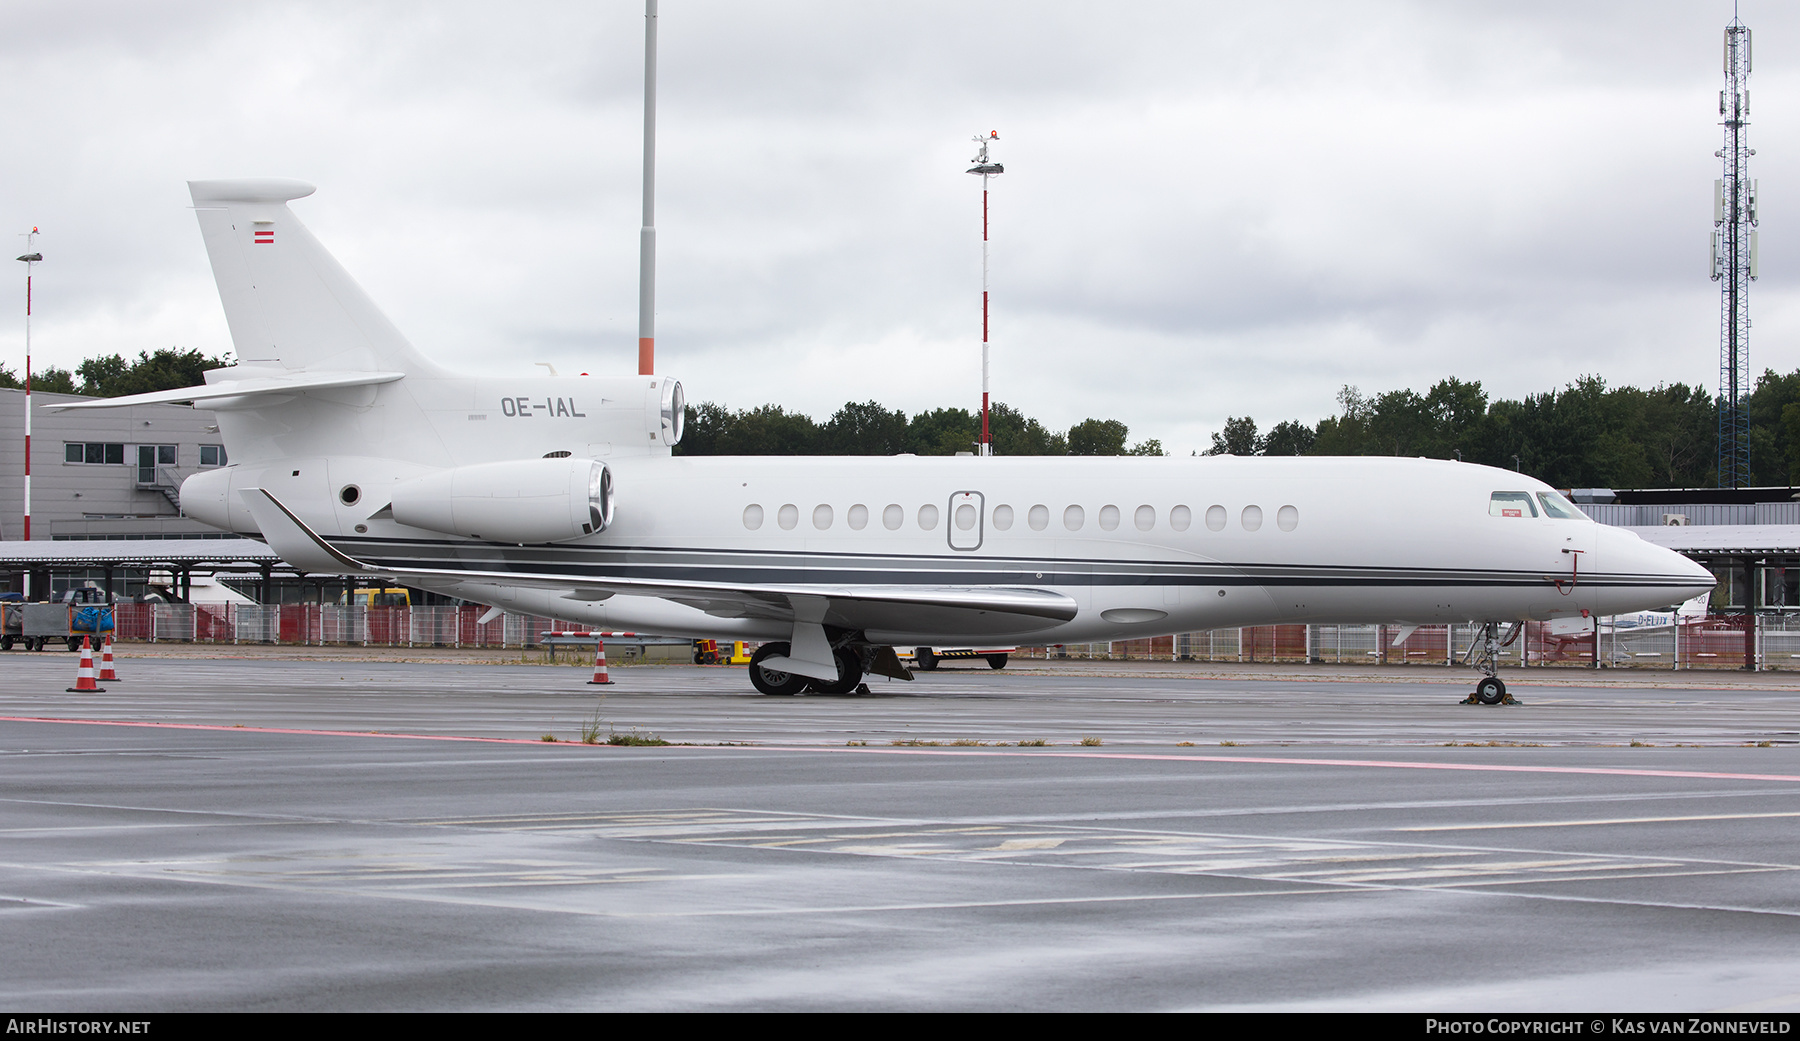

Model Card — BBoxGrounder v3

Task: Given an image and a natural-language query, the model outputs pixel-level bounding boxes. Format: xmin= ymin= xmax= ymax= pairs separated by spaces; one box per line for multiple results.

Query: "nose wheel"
xmin=1459 ymin=621 xmax=1521 ymax=706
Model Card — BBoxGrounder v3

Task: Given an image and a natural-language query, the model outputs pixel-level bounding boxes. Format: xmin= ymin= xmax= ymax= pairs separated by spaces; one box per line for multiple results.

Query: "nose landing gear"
xmin=1460 ymin=621 xmax=1522 ymax=706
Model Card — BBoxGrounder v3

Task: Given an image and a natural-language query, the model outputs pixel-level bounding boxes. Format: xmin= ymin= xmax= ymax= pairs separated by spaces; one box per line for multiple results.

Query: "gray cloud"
xmin=0 ymin=1 xmax=1793 ymax=455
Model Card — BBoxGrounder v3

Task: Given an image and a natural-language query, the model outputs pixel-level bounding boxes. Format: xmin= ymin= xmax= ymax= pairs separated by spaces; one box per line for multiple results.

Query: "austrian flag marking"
xmin=254 ymin=229 xmax=275 ymax=244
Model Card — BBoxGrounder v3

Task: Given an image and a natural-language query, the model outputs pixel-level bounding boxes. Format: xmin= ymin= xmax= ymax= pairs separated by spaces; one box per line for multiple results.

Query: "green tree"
xmin=1068 ymin=418 xmax=1129 ymax=456
xmin=1207 ymin=416 xmax=1259 ymax=456
xmin=989 ymin=402 xmax=1067 ymax=455
xmin=76 ymin=348 xmax=229 ymax=397
xmin=823 ymin=400 xmax=909 ymax=455
xmin=1261 ymin=419 xmax=1316 ymax=456
xmin=907 ymin=407 xmax=978 ymax=455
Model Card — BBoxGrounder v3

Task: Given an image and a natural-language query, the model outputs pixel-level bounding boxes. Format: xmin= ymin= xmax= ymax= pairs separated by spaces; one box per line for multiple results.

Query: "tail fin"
xmin=188 ymin=179 xmax=442 ymax=376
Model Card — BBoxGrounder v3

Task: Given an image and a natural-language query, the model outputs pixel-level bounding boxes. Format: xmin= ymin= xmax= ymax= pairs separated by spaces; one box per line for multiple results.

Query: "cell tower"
xmin=1712 ymin=13 xmax=1759 ymax=488
xmin=967 ymin=131 xmax=1002 ymax=456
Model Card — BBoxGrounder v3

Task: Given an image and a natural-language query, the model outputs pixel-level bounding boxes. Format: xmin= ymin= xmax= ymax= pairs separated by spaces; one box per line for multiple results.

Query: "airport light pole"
xmin=16 ymin=234 xmax=40 ymax=596
xmin=967 ymin=132 xmax=1002 ymax=456
xmin=638 ymin=0 xmax=658 ymax=376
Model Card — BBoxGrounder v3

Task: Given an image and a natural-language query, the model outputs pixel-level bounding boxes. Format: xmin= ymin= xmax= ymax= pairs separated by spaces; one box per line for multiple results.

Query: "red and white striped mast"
xmin=967 ymin=132 xmax=1002 ymax=456
xmin=16 ymin=233 xmax=41 ymax=582
xmin=637 ymin=0 xmax=658 ymax=376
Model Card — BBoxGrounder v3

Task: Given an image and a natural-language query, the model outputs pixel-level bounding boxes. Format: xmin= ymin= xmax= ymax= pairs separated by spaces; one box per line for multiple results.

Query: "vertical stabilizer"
xmin=187 ymin=179 xmax=442 ymax=376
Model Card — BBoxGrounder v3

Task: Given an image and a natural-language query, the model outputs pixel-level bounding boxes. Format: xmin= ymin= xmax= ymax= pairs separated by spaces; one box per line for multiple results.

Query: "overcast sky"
xmin=0 ymin=1 xmax=1794 ymax=454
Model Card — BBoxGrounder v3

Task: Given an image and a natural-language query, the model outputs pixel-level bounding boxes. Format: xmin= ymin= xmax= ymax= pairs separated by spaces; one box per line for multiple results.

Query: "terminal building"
xmin=0 ymin=387 xmax=284 ymax=601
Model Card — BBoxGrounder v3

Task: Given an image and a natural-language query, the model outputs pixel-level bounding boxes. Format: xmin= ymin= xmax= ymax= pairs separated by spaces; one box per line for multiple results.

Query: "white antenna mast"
xmin=967 ymin=132 xmax=1002 ymax=456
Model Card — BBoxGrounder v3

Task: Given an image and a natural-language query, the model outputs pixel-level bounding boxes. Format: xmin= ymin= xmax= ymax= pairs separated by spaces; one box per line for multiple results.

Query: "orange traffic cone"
xmin=587 ymin=638 xmax=614 ymax=685
xmin=97 ymin=634 xmax=120 ymax=682
xmin=67 ymin=636 xmax=107 ymax=693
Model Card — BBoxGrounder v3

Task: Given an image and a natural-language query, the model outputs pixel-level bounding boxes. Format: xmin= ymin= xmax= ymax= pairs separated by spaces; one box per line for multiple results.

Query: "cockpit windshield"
xmin=1489 ymin=491 xmax=1537 ymax=518
xmin=1536 ymin=491 xmax=1585 ymax=520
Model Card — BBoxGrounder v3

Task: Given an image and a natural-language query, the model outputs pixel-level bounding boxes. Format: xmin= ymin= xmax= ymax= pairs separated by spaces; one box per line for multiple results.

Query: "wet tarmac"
xmin=2 ymin=654 xmax=1799 ymax=1010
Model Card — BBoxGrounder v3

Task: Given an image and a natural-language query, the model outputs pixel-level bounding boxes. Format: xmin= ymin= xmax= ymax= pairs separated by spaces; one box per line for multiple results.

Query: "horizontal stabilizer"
xmin=44 ymin=370 xmax=405 ymax=411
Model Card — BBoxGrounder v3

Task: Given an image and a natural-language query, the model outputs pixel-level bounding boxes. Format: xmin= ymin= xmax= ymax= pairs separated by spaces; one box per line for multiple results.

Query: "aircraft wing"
xmin=240 ymin=489 xmax=1077 ymax=637
xmin=42 ymin=370 xmax=406 ymax=411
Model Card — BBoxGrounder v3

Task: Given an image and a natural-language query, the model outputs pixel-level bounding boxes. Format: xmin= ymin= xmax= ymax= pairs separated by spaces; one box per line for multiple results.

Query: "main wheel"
xmin=67 ymin=636 xmax=81 ymax=653
xmin=809 ymin=648 xmax=864 ymax=695
xmin=1474 ymin=676 xmax=1506 ymax=706
xmin=749 ymin=642 xmax=809 ymax=696
xmin=0 ymin=636 xmax=11 ymax=651
xmin=914 ymin=647 xmax=937 ymax=671
xmin=986 ymin=654 xmax=1008 ymax=670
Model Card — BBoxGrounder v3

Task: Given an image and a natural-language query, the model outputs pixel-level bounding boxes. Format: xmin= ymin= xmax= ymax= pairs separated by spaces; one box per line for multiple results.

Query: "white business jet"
xmin=53 ymin=180 xmax=1715 ymax=703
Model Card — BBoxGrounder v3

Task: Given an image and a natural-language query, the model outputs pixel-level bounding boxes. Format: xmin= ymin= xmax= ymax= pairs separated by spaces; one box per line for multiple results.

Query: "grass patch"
xmin=1176 ymin=741 xmax=1195 ymax=747
xmin=890 ymin=739 xmax=941 ymax=747
xmin=540 ymin=734 xmax=557 ymax=742
xmin=606 ymin=730 xmax=670 ymax=747
xmin=950 ymin=739 xmax=986 ymax=747
xmin=1078 ymin=736 xmax=1103 ymax=747
xmin=1629 ymin=740 xmax=1650 ymax=747
xmin=1016 ymin=739 xmax=1047 ymax=747
xmin=579 ymin=703 xmax=607 ymax=745
xmin=846 ymin=740 xmax=868 ymax=747
xmin=1219 ymin=740 xmax=1237 ymax=747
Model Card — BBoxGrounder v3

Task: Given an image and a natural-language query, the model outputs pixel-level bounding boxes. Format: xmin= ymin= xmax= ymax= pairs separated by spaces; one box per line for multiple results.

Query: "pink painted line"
xmin=0 ymin=715 xmax=596 ymax=748
xmin=3 ymin=715 xmax=1796 ymax=784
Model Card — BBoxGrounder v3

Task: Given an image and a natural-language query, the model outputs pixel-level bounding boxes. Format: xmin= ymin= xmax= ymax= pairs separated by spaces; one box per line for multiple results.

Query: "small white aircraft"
xmin=54 ymin=180 xmax=1716 ymax=703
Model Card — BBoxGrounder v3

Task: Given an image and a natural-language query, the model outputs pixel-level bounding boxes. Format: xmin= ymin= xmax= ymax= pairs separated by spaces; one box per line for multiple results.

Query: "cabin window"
xmin=955 ymin=503 xmax=977 ymax=530
xmin=778 ymin=504 xmax=799 ymax=530
xmin=1134 ymin=505 xmax=1155 ymax=531
xmin=918 ymin=504 xmax=940 ymax=530
xmin=1028 ymin=504 xmax=1049 ymax=531
xmin=847 ymin=504 xmax=869 ymax=530
xmin=1277 ymin=505 xmax=1299 ymax=532
xmin=992 ymin=504 xmax=1014 ymax=531
xmin=1205 ymin=505 xmax=1226 ymax=531
xmin=1063 ymin=505 xmax=1085 ymax=531
xmin=1489 ymin=491 xmax=1538 ymax=518
xmin=742 ymin=505 xmax=764 ymax=530
xmin=883 ymin=504 xmax=904 ymax=530
xmin=1098 ymin=505 xmax=1120 ymax=531
xmin=1170 ymin=505 xmax=1192 ymax=531
xmin=1241 ymin=505 xmax=1263 ymax=531
xmin=1537 ymin=492 xmax=1584 ymax=520
xmin=813 ymin=504 xmax=833 ymax=530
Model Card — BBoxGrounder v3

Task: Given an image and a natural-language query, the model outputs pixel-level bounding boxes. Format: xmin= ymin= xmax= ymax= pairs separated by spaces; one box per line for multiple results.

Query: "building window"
xmin=65 ymin=442 xmax=125 ymax=465
xmin=200 ymin=445 xmax=228 ymax=467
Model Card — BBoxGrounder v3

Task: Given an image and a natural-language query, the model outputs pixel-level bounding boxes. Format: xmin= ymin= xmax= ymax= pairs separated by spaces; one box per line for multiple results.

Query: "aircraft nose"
xmin=1593 ymin=525 xmax=1715 ymax=614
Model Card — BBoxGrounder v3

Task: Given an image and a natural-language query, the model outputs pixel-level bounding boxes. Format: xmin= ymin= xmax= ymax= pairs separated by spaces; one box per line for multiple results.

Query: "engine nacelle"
xmin=390 ymin=457 xmax=614 ymax=544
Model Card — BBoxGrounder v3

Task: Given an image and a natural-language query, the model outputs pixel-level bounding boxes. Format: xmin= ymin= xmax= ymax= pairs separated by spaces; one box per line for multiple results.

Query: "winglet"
xmin=238 ymin=488 xmax=380 ymax=576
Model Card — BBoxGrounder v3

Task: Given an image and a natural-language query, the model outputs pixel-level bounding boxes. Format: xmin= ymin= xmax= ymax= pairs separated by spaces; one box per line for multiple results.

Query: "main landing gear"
xmin=1460 ymin=621 xmax=1522 ymax=706
xmin=748 ymin=641 xmax=867 ymax=696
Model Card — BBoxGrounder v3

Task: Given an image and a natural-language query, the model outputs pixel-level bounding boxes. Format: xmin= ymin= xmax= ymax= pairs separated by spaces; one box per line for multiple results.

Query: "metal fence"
xmin=82 ymin=603 xmax=1800 ymax=669
xmin=1020 ymin=617 xmax=1795 ymax=670
xmin=106 ymin=603 xmax=607 ymax=648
